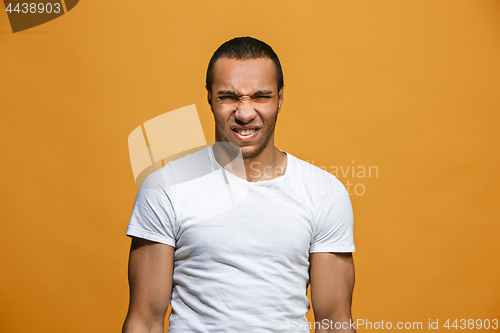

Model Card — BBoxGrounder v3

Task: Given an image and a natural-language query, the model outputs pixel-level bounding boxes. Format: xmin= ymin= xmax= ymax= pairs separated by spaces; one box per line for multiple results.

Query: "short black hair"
xmin=205 ymin=36 xmax=284 ymax=94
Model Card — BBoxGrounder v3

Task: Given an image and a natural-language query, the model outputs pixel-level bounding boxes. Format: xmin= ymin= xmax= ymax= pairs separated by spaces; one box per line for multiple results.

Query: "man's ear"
xmin=206 ymin=85 xmax=212 ymax=110
xmin=278 ymin=85 xmax=284 ymax=112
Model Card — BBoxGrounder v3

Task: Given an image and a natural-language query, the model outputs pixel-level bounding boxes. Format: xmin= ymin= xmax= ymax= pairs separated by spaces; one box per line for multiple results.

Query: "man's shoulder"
xmin=167 ymin=145 xmax=211 ymax=169
xmin=286 ymin=152 xmax=349 ymax=199
xmin=288 ymin=152 xmax=339 ymax=184
xmin=142 ymin=146 xmax=212 ymax=189
xmin=286 ymin=153 xmax=350 ymax=210
xmin=163 ymin=145 xmax=213 ymax=186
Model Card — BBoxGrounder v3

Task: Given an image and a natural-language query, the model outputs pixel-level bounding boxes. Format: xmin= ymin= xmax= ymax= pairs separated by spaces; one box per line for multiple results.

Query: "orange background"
xmin=1 ymin=1 xmax=499 ymax=332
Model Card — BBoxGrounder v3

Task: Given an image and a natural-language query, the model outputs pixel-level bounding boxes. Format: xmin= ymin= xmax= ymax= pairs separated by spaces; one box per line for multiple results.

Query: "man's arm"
xmin=122 ymin=237 xmax=175 ymax=333
xmin=310 ymin=252 xmax=356 ymax=333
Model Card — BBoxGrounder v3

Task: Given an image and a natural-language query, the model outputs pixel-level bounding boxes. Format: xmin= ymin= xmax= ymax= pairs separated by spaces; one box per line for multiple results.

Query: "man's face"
xmin=208 ymin=57 xmax=283 ymax=159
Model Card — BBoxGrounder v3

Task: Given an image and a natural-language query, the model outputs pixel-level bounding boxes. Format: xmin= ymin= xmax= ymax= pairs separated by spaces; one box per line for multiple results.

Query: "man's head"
xmin=206 ymin=37 xmax=284 ymax=94
xmin=206 ymin=37 xmax=284 ymax=160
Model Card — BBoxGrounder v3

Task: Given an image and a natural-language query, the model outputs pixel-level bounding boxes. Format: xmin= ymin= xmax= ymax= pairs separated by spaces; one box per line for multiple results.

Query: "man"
xmin=123 ymin=37 xmax=356 ymax=333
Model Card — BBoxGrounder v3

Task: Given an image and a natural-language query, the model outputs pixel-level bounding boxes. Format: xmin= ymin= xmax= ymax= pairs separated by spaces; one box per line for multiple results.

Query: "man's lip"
xmin=231 ymin=128 xmax=260 ymax=141
xmin=230 ymin=126 xmax=260 ymax=130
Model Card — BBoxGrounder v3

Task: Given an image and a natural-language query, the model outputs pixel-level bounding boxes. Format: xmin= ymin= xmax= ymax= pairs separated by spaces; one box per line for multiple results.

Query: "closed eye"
xmin=218 ymin=96 xmax=239 ymax=103
xmin=252 ymin=95 xmax=272 ymax=103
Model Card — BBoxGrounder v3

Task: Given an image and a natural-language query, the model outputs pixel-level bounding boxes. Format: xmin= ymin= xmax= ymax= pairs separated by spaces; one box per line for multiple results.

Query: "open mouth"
xmin=231 ymin=127 xmax=260 ymax=140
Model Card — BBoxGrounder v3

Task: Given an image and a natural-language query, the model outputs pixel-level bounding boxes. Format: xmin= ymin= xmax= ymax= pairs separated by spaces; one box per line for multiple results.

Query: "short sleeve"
xmin=310 ymin=177 xmax=355 ymax=253
xmin=126 ymin=167 xmax=177 ymax=248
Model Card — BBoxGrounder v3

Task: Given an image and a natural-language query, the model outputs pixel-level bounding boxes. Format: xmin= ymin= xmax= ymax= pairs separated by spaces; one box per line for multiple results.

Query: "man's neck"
xmin=212 ymin=143 xmax=287 ymax=182
xmin=243 ymin=146 xmax=287 ymax=182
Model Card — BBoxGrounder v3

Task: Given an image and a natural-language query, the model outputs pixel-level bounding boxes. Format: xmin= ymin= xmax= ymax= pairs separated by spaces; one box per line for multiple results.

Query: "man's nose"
xmin=234 ymin=98 xmax=256 ymax=123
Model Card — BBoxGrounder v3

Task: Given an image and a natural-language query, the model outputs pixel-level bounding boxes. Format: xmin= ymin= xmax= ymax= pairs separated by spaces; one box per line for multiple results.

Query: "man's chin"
xmin=215 ymin=142 xmax=258 ymax=160
xmin=240 ymin=144 xmax=266 ymax=160
xmin=215 ymin=130 xmax=268 ymax=159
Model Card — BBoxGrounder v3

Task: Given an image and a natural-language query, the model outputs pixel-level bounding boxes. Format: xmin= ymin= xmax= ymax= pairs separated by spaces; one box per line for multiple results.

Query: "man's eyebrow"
xmin=253 ymin=90 xmax=273 ymax=95
xmin=217 ymin=90 xmax=237 ymax=96
xmin=216 ymin=90 xmax=273 ymax=96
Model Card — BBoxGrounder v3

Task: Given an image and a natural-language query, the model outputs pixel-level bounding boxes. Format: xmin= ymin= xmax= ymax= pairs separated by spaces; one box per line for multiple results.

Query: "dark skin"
xmin=310 ymin=252 xmax=356 ymax=333
xmin=122 ymin=238 xmax=174 ymax=333
xmin=207 ymin=57 xmax=287 ymax=182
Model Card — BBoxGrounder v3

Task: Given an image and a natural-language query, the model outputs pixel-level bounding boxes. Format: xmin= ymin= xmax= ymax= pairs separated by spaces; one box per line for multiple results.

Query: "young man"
xmin=123 ymin=37 xmax=356 ymax=333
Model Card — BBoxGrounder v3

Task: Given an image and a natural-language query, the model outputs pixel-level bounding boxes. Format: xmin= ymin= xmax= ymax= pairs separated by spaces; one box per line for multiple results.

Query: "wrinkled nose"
xmin=234 ymin=97 xmax=256 ymax=123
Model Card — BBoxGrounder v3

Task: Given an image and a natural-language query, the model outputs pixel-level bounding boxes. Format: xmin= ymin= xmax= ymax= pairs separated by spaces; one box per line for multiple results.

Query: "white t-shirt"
xmin=126 ymin=145 xmax=355 ymax=332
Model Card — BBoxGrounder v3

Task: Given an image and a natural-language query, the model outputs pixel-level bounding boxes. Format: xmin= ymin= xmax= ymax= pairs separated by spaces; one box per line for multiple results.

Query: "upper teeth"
xmin=235 ymin=128 xmax=256 ymax=135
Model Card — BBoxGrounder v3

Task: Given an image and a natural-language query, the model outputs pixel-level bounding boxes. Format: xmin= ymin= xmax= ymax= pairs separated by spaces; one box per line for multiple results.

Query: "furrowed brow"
xmin=216 ymin=90 xmax=273 ymax=97
xmin=217 ymin=90 xmax=237 ymax=96
xmin=252 ymin=90 xmax=273 ymax=96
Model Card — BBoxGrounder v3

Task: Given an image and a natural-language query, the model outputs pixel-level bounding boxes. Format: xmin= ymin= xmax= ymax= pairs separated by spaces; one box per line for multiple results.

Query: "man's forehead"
xmin=212 ymin=57 xmax=278 ymax=92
